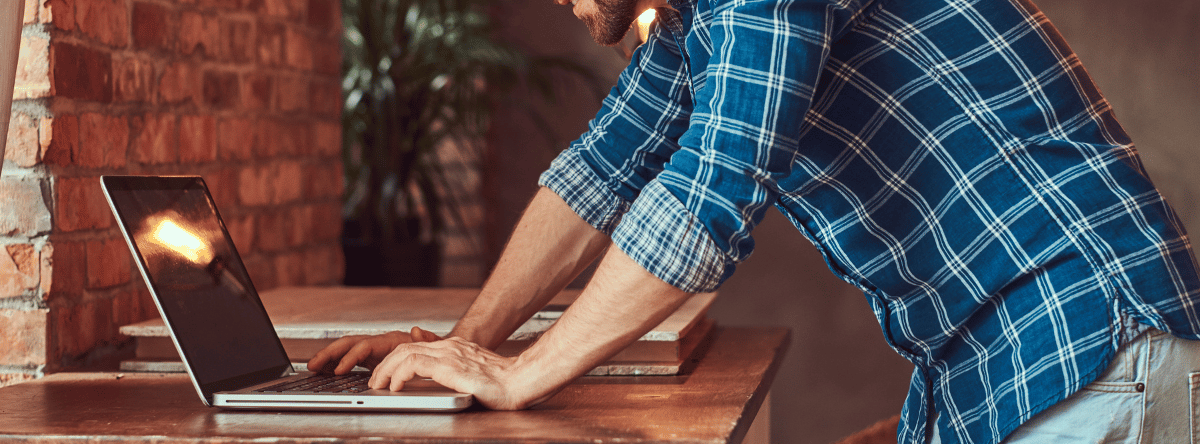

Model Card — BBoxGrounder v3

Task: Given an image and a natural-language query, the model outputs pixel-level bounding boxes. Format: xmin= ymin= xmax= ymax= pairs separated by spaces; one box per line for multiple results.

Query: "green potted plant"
xmin=340 ymin=0 xmax=592 ymax=286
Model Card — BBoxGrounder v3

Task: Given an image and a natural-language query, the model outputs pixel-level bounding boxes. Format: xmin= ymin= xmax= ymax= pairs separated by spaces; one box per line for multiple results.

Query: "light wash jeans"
xmin=931 ymin=326 xmax=1200 ymax=443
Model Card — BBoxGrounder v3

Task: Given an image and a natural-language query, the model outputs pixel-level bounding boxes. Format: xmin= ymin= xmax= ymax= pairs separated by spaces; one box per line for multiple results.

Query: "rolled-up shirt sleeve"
xmin=544 ymin=0 xmax=852 ymax=293
xmin=539 ymin=23 xmax=694 ymax=234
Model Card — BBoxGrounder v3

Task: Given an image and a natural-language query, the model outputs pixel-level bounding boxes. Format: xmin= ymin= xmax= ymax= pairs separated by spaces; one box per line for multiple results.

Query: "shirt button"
xmin=1135 ymin=383 xmax=1146 ymax=392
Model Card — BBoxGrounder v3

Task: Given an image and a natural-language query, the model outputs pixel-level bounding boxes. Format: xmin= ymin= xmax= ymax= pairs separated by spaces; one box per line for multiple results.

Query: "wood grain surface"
xmin=0 ymin=327 xmax=789 ymax=444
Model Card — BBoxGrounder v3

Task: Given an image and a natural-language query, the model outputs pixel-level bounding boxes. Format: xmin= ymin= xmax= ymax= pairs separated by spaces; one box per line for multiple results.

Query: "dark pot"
xmin=342 ymin=220 xmax=441 ymax=287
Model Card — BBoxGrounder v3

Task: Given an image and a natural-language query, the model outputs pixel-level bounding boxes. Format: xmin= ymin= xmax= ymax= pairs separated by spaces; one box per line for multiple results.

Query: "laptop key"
xmin=256 ymin=374 xmax=372 ymax=393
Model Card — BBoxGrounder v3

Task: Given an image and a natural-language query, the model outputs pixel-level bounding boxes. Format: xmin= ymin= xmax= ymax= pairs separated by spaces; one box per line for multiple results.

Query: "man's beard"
xmin=581 ymin=0 xmax=640 ymax=46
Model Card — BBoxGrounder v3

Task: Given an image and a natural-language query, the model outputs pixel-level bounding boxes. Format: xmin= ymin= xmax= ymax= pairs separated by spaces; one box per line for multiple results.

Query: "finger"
xmin=307 ymin=336 xmax=364 ymax=373
xmin=335 ymin=340 xmax=380 ymax=374
xmin=388 ymin=352 xmax=439 ymax=391
xmin=369 ymin=343 xmax=414 ymax=389
xmin=370 ymin=342 xmax=449 ymax=389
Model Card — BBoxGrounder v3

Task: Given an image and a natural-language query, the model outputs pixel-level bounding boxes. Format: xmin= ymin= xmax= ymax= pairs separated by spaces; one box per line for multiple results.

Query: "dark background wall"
xmin=487 ymin=0 xmax=1200 ymax=442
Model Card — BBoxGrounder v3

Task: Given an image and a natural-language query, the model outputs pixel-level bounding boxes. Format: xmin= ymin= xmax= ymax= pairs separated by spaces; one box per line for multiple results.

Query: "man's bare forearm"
xmin=501 ymin=244 xmax=692 ymax=407
xmin=370 ymin=187 xmax=693 ymax=409
xmin=450 ymin=187 xmax=611 ymax=349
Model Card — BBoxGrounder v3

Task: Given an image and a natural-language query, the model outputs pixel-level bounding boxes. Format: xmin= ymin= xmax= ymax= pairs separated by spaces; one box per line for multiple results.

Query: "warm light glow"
xmin=636 ymin=9 xmax=656 ymax=43
xmin=149 ymin=218 xmax=213 ymax=265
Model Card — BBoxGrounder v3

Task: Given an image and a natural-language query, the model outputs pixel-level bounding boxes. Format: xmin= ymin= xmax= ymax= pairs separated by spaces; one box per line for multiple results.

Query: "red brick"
xmin=286 ymin=120 xmax=313 ymax=156
xmin=273 ymin=253 xmax=304 ymax=287
xmin=133 ymin=284 xmax=156 ymax=322
xmin=217 ymin=118 xmax=254 ymax=161
xmin=252 ymin=120 xmax=281 ymax=158
xmin=257 ymin=0 xmax=298 ymax=18
xmin=44 ymin=0 xmax=75 ymax=31
xmin=179 ymin=115 xmax=217 ymax=164
xmin=312 ymin=120 xmax=340 ymax=157
xmin=197 ymin=0 xmax=242 ymax=10
xmin=256 ymin=21 xmax=284 ymax=67
xmin=110 ymin=288 xmax=136 ymax=333
xmin=310 ymin=202 xmax=341 ymax=241
xmin=75 ymin=0 xmax=129 ymax=47
xmin=46 ymin=239 xmax=84 ymax=297
xmin=219 ymin=18 xmax=253 ymax=62
xmin=225 ymin=213 xmax=255 ymax=252
xmin=114 ymin=56 xmax=155 ymax=103
xmin=37 ymin=117 xmax=50 ymax=161
xmin=159 ymin=62 xmax=199 ymax=105
xmin=255 ymin=211 xmax=288 ymax=252
xmin=309 ymin=79 xmax=340 ymax=117
xmin=38 ymin=242 xmax=52 ymax=297
xmin=276 ymin=75 xmax=309 ymax=112
xmin=242 ymin=73 xmax=272 ymax=111
xmin=242 ymin=254 xmax=276 ymax=290
xmin=307 ymin=0 xmax=339 ymax=34
xmin=132 ymin=1 xmax=174 ymax=51
xmin=50 ymin=42 xmax=112 ymax=103
xmin=275 ymin=161 xmax=303 ymax=204
xmin=133 ymin=114 xmax=178 ymax=165
xmin=5 ymin=112 xmax=40 ymax=168
xmin=203 ymin=70 xmax=239 ymax=109
xmin=78 ymin=113 xmax=129 ymax=169
xmin=258 ymin=120 xmax=307 ymax=159
xmin=0 ymin=176 xmax=52 ymax=237
xmin=54 ymin=176 xmax=113 ymax=232
xmin=86 ymin=237 xmax=131 ymax=289
xmin=0 ymin=244 xmax=39 ymax=298
xmin=304 ymin=161 xmax=342 ymax=200
xmin=43 ymin=114 xmax=76 ymax=166
xmin=50 ymin=297 xmax=112 ymax=362
xmin=284 ymin=27 xmax=312 ymax=70
xmin=238 ymin=165 xmax=274 ymax=206
xmin=303 ymin=245 xmax=343 ymax=285
xmin=311 ymin=38 xmax=340 ymax=76
xmin=14 ymin=33 xmax=49 ymax=100
xmin=0 ymin=309 xmax=47 ymax=367
xmin=287 ymin=205 xmax=313 ymax=247
xmin=205 ymin=167 xmax=239 ymax=210
xmin=179 ymin=10 xmax=219 ymax=57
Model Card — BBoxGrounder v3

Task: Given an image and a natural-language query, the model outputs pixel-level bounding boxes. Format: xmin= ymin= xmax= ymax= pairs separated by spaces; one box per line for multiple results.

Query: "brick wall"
xmin=0 ymin=0 xmax=343 ymax=386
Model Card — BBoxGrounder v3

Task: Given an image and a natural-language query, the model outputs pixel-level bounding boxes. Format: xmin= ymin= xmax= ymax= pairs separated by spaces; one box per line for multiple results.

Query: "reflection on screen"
xmin=106 ymin=177 xmax=289 ymax=385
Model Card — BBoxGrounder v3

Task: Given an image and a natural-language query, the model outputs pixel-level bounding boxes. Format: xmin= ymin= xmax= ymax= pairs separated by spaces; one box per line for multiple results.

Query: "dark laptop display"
xmin=101 ymin=175 xmax=473 ymax=411
xmin=102 ymin=176 xmax=291 ymax=400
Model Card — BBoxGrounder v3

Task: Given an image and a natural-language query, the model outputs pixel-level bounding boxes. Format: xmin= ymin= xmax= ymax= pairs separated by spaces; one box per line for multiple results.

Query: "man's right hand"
xmin=307 ymin=326 xmax=442 ymax=375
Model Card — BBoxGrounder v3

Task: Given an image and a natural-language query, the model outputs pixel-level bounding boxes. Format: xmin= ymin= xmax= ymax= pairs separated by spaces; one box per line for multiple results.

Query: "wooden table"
xmin=0 ymin=327 xmax=788 ymax=444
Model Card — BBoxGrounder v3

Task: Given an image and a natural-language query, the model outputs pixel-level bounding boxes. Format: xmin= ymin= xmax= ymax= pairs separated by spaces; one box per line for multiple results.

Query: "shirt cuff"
xmin=610 ymin=180 xmax=733 ymax=293
xmin=538 ymin=148 xmax=631 ymax=235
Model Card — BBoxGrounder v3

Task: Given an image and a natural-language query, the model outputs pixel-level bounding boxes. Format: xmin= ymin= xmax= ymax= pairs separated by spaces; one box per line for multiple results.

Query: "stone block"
xmin=0 ymin=309 xmax=47 ymax=367
xmin=0 ymin=176 xmax=51 ymax=237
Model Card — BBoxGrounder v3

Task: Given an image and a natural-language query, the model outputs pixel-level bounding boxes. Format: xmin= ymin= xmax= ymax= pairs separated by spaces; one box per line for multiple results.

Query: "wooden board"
xmin=120 ymin=287 xmax=717 ymax=374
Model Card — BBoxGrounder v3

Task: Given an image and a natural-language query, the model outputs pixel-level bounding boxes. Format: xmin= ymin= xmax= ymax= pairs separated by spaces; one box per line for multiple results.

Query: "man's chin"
xmin=587 ymin=24 xmax=634 ymax=47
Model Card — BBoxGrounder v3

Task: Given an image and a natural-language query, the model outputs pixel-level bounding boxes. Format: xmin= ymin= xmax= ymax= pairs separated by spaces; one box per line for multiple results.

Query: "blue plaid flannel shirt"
xmin=538 ymin=0 xmax=1200 ymax=442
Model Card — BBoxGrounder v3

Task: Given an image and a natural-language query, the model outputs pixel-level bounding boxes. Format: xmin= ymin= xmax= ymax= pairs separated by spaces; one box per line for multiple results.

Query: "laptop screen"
xmin=102 ymin=176 xmax=291 ymax=396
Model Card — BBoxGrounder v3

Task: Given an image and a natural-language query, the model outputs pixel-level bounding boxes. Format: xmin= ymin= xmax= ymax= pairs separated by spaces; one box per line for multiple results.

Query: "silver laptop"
xmin=100 ymin=175 xmax=474 ymax=412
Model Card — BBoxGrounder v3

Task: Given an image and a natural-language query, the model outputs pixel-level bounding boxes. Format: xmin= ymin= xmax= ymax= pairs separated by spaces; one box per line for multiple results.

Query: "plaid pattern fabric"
xmin=538 ymin=0 xmax=1200 ymax=442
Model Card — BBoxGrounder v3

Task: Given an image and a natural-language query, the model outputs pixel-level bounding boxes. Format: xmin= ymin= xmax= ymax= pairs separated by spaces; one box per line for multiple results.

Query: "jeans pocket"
xmin=1005 ymin=385 xmax=1143 ymax=443
xmin=1190 ymin=372 xmax=1200 ymax=444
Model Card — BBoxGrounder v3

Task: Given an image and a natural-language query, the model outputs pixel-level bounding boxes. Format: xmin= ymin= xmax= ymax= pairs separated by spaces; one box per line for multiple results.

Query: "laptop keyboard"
xmin=255 ymin=373 xmax=372 ymax=394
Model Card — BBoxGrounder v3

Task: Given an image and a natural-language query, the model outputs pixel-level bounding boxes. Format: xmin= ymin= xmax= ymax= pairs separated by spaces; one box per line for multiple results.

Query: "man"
xmin=310 ymin=0 xmax=1200 ymax=442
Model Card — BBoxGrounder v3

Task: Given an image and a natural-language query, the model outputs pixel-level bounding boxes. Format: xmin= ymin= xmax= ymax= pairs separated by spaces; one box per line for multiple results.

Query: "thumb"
xmin=410 ymin=326 xmax=443 ymax=342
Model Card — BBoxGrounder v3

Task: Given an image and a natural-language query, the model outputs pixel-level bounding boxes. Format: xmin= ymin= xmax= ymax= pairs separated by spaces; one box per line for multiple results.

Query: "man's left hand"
xmin=368 ymin=337 xmax=540 ymax=410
